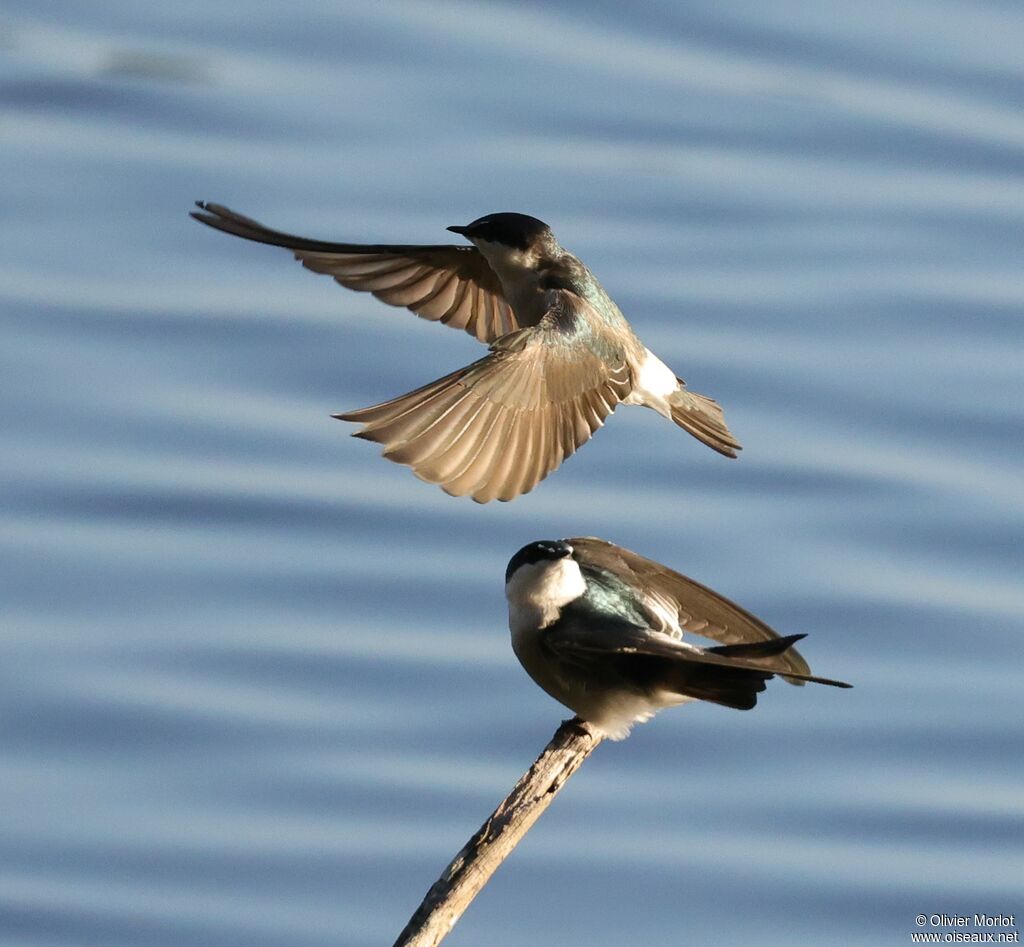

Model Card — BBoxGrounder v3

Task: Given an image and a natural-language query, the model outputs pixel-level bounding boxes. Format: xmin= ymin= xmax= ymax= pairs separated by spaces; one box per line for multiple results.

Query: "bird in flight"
xmin=191 ymin=203 xmax=741 ymax=502
xmin=505 ymin=537 xmax=851 ymax=739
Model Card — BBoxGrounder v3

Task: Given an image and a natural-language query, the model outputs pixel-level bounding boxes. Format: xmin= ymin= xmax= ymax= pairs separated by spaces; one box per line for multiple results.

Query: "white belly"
xmin=510 ymin=620 xmax=693 ymax=741
xmin=624 ymin=348 xmax=680 ymax=417
xmin=576 ymin=689 xmax=693 ymax=741
xmin=506 ymin=554 xmax=694 ymax=740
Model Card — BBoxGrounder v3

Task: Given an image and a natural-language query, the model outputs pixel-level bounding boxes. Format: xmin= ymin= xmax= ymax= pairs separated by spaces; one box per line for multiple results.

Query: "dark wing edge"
xmin=567 ymin=537 xmax=821 ymax=684
xmin=545 ymin=620 xmax=851 ymax=695
xmin=190 ymin=201 xmax=518 ymax=342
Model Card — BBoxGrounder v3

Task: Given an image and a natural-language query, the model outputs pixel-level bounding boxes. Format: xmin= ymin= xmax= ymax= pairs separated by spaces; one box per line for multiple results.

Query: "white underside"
xmin=623 ymin=348 xmax=680 ymax=417
xmin=581 ymin=691 xmax=695 ymax=741
xmin=507 ymin=556 xmax=695 ymax=741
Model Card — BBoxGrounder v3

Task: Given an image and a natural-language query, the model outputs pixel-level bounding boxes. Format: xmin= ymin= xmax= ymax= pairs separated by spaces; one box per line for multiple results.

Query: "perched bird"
xmin=505 ymin=537 xmax=851 ymax=739
xmin=191 ymin=203 xmax=741 ymax=502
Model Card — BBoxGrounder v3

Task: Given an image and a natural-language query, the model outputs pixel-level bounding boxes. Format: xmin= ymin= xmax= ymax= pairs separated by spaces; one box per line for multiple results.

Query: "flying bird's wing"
xmin=336 ymin=290 xmax=636 ymax=502
xmin=190 ymin=202 xmax=519 ymax=343
xmin=567 ymin=537 xmax=814 ymax=682
xmin=542 ymin=615 xmax=849 ymax=709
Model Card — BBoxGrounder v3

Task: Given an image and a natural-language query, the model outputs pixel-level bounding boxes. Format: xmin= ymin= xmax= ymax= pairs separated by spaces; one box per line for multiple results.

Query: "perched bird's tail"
xmin=668 ymin=382 xmax=742 ymax=458
xmin=661 ymin=634 xmax=852 ymax=711
xmin=706 ymin=636 xmax=853 ymax=689
xmin=670 ymin=662 xmax=772 ymax=711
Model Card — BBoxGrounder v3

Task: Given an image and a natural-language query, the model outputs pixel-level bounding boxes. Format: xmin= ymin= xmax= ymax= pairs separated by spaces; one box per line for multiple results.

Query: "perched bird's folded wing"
xmin=543 ymin=618 xmax=851 ymax=691
xmin=190 ymin=202 xmax=519 ymax=342
xmin=336 ymin=290 xmax=636 ymax=502
xmin=566 ymin=537 xmax=815 ymax=683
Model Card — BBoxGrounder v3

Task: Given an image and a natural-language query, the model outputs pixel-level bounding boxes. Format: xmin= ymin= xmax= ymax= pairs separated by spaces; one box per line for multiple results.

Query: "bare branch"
xmin=392 ymin=717 xmax=604 ymax=947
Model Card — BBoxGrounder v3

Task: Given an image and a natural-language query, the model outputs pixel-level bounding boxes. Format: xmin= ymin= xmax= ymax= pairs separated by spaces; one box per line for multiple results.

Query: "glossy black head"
xmin=505 ymin=539 xmax=574 ymax=584
xmin=447 ymin=213 xmax=550 ymax=251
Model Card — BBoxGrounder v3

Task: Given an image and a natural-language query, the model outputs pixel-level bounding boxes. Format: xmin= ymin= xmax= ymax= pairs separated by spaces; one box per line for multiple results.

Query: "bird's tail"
xmin=706 ymin=636 xmax=853 ymax=689
xmin=671 ymin=663 xmax=772 ymax=710
xmin=668 ymin=381 xmax=742 ymax=458
xmin=663 ymin=635 xmax=851 ymax=710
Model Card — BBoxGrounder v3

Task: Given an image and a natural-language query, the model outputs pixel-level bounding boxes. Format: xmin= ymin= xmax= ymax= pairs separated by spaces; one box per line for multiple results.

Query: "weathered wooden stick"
xmin=392 ymin=717 xmax=604 ymax=947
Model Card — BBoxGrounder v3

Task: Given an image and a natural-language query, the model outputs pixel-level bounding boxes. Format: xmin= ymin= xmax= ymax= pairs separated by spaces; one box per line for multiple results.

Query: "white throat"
xmin=505 ymin=557 xmax=586 ymax=636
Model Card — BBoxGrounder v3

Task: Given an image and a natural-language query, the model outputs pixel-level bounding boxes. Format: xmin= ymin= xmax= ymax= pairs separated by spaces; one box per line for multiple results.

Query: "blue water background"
xmin=1 ymin=2 xmax=1022 ymax=944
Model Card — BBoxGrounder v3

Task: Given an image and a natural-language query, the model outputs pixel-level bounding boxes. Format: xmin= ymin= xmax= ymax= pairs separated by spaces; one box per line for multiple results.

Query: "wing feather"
xmin=440 ymin=405 xmax=510 ymax=497
xmin=567 ymin=537 xmax=815 ymax=681
xmin=411 ymin=271 xmax=460 ymax=321
xmin=543 ymin=616 xmax=847 ymax=691
xmin=191 ymin=202 xmax=519 ymax=343
xmin=335 ymin=290 xmax=638 ymax=502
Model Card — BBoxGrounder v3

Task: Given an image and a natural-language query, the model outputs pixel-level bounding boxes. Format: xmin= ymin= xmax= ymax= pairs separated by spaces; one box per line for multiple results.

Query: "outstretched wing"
xmin=191 ymin=202 xmax=519 ymax=343
xmin=337 ymin=290 xmax=637 ymax=502
xmin=567 ymin=537 xmax=814 ymax=682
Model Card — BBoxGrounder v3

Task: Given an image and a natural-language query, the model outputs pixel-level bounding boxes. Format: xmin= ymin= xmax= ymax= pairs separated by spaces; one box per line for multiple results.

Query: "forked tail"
xmin=669 ymin=381 xmax=742 ymax=458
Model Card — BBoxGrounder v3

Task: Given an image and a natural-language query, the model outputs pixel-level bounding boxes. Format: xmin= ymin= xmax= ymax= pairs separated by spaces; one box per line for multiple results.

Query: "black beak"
xmin=446 ymin=224 xmax=470 ymax=236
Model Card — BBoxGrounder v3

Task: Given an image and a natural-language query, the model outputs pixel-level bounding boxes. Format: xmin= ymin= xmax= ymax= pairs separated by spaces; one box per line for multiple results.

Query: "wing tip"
xmin=190 ymin=199 xmax=215 ymax=225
